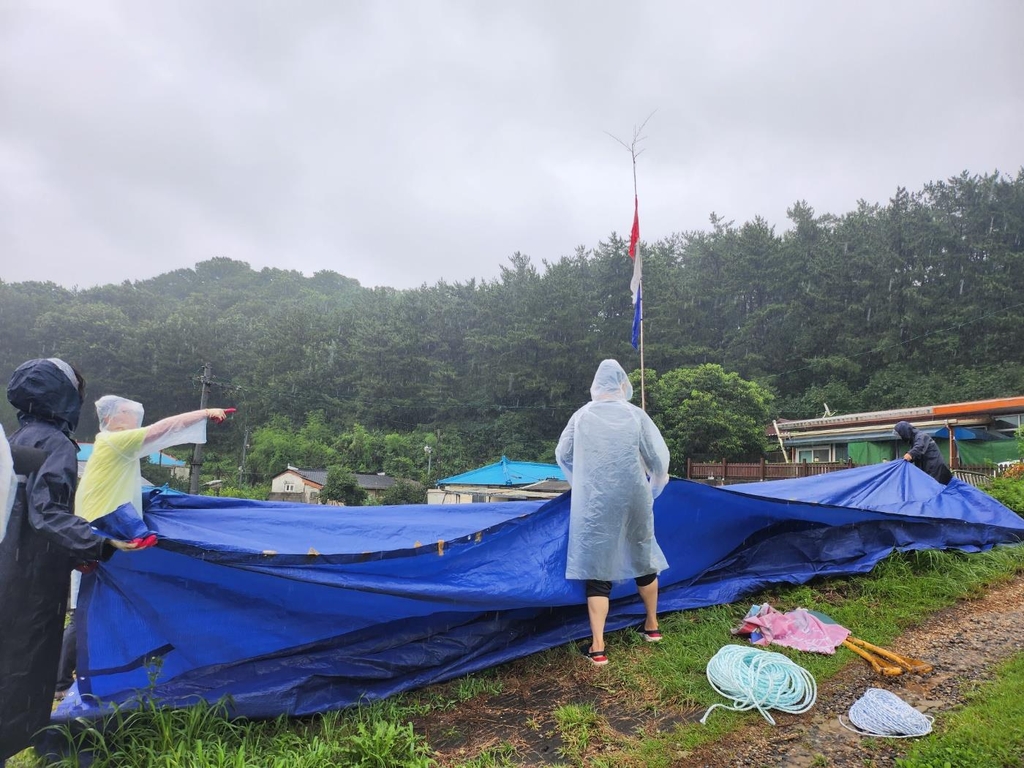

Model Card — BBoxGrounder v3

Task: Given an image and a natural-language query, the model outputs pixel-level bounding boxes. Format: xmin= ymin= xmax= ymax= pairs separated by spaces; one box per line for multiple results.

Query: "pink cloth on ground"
xmin=737 ymin=604 xmax=850 ymax=654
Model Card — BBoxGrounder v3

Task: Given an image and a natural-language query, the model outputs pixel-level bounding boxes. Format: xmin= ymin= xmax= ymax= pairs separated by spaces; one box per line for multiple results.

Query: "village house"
xmin=428 ymin=456 xmax=569 ymax=504
xmin=268 ymin=465 xmax=401 ymax=504
xmin=770 ymin=395 xmax=1024 ymax=468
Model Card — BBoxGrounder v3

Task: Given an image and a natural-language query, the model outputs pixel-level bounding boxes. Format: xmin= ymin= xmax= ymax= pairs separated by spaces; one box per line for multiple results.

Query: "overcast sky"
xmin=2 ymin=1 xmax=1022 ymax=291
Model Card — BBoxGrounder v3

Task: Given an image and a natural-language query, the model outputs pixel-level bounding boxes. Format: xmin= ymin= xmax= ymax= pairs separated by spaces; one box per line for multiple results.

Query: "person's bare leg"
xmin=638 ymin=577 xmax=659 ymax=631
xmin=587 ymin=595 xmax=610 ymax=652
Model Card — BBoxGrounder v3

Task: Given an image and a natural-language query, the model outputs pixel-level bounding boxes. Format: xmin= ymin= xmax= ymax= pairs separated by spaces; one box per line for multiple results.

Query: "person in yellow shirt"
xmin=75 ymin=396 xmax=228 ymax=545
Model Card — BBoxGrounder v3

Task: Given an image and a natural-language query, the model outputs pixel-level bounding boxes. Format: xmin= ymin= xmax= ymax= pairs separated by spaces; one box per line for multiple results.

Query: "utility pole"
xmin=189 ymin=362 xmax=212 ymax=494
xmin=238 ymin=426 xmax=251 ymax=487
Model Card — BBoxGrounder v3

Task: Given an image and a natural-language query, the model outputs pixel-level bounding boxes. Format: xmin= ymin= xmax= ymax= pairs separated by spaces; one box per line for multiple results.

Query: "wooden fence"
xmin=686 ymin=458 xmax=853 ymax=483
xmin=686 ymin=459 xmax=999 ymax=486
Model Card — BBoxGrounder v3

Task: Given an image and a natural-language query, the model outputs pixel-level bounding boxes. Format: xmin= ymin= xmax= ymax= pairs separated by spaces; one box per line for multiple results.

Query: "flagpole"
xmin=634 ymin=284 xmax=643 ymax=411
xmin=602 ymin=113 xmax=651 ymax=409
xmin=608 ymin=112 xmax=654 ymax=411
xmin=631 ymin=148 xmax=646 ymax=411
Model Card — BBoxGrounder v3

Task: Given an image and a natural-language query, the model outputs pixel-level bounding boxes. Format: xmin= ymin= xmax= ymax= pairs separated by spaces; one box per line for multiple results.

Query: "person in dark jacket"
xmin=893 ymin=420 xmax=953 ymax=485
xmin=0 ymin=359 xmax=138 ymax=763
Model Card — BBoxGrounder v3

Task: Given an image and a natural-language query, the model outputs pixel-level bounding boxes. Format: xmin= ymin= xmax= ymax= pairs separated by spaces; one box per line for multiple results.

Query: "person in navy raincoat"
xmin=894 ymin=420 xmax=953 ymax=485
xmin=0 ymin=359 xmax=137 ymax=763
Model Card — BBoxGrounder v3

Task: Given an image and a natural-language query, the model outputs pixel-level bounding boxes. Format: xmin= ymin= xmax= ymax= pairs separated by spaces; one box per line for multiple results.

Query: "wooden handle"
xmin=842 ymin=639 xmax=903 ymax=676
xmin=846 ymin=636 xmax=933 ymax=674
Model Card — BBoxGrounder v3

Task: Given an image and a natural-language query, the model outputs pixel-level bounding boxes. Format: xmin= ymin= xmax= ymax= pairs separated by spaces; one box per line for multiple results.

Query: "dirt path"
xmin=687 ymin=574 xmax=1024 ymax=768
xmin=419 ymin=573 xmax=1024 ymax=767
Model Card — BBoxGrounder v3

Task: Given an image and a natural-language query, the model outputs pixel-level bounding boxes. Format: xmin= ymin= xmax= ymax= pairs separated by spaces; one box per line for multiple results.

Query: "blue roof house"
xmin=429 ymin=456 xmax=569 ymax=504
xmin=76 ymin=443 xmax=190 ymax=482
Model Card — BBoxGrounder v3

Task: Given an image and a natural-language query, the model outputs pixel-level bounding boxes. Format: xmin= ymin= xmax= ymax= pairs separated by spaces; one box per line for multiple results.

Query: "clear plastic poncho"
xmin=555 ymin=360 xmax=671 ymax=581
xmin=0 ymin=423 xmax=14 ymax=544
xmin=75 ymin=396 xmax=208 ymax=523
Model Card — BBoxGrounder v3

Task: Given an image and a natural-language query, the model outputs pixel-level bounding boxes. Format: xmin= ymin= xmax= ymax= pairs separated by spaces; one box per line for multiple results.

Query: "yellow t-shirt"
xmin=75 ymin=428 xmax=148 ymax=522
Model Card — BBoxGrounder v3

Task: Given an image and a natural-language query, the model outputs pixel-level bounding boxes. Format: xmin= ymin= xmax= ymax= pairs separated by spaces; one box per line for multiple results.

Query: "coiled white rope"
xmin=700 ymin=645 xmax=817 ymax=726
xmin=839 ymin=688 xmax=933 ymax=737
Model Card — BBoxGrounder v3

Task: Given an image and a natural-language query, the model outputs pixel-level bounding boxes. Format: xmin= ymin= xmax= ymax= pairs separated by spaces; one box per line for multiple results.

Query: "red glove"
xmin=130 ymin=534 xmax=159 ymax=549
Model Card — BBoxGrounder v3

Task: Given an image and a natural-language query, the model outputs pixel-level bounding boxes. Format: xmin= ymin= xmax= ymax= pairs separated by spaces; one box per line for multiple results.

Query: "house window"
xmin=310 ymin=491 xmax=320 ymax=502
xmin=994 ymin=414 xmax=1023 ymax=436
xmin=285 ymin=483 xmax=294 ymax=492
xmin=796 ymin=446 xmax=832 ymax=463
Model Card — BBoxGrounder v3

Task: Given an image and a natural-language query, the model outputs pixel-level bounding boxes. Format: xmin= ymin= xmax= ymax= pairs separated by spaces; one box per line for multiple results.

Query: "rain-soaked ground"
xmin=416 ymin=572 xmax=1024 ymax=767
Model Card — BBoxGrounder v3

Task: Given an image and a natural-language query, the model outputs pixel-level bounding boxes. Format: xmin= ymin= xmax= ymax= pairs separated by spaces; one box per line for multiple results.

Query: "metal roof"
xmin=77 ymin=443 xmax=186 ymax=467
xmin=776 ymin=395 xmax=1024 ymax=433
xmin=438 ymin=456 xmax=565 ymax=487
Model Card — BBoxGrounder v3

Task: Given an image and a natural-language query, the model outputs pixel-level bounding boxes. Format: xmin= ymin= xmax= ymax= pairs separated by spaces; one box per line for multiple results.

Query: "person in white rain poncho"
xmin=555 ymin=359 xmax=671 ymax=666
xmin=75 ymin=396 xmax=228 ymax=546
xmin=0 ymin=422 xmax=14 ymax=545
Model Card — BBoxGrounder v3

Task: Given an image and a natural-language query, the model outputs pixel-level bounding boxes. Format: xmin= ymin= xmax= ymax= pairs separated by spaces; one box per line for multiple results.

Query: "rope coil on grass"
xmin=839 ymin=688 xmax=933 ymax=738
xmin=700 ymin=645 xmax=817 ymax=726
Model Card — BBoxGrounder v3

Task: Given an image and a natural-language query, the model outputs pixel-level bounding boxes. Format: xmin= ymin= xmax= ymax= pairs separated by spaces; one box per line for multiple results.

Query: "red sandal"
xmin=584 ymin=647 xmax=609 ymax=666
xmin=638 ymin=625 xmax=663 ymax=643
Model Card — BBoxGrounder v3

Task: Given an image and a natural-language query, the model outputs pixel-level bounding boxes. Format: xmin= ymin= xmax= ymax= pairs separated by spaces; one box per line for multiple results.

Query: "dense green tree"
xmin=245 ymin=416 xmax=340 ymax=482
xmin=321 ymin=465 xmax=367 ymax=506
xmin=638 ymin=364 xmax=775 ymax=471
xmin=379 ymin=480 xmax=426 ymax=506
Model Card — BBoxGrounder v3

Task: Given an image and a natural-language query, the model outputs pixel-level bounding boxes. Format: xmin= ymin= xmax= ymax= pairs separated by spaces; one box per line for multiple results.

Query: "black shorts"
xmin=585 ymin=573 xmax=657 ymax=598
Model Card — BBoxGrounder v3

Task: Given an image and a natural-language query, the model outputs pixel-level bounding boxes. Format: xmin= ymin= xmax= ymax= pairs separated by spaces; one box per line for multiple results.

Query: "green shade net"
xmin=848 ymin=441 xmax=896 ymax=465
xmin=850 ymin=438 xmax=1019 ymax=467
xmin=953 ymin=439 xmax=1021 ymax=466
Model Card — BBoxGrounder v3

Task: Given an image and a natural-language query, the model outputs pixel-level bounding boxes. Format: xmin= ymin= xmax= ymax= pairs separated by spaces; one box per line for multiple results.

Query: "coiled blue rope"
xmin=701 ymin=645 xmax=817 ymax=726
xmin=839 ymin=688 xmax=933 ymax=737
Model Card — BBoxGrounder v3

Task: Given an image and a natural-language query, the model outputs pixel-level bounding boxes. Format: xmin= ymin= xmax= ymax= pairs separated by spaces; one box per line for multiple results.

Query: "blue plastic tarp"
xmin=56 ymin=461 xmax=1023 ymax=722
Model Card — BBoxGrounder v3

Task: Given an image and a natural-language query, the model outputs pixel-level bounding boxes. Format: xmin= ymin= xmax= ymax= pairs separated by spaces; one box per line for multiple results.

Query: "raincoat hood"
xmin=95 ymin=395 xmax=145 ymax=432
xmin=6 ymin=358 xmax=83 ymax=435
xmin=589 ymin=359 xmax=633 ymax=403
xmin=894 ymin=421 xmax=917 ymax=441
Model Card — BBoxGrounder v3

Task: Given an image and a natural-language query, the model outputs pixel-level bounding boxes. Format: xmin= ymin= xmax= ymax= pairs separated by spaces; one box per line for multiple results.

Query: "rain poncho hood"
xmin=590 ymin=358 xmax=634 ymax=403
xmin=556 ymin=360 xmax=670 ymax=580
xmin=75 ymin=398 xmax=207 ymax=524
xmin=95 ymin=395 xmax=145 ymax=431
xmin=6 ymin=358 xmax=82 ymax=435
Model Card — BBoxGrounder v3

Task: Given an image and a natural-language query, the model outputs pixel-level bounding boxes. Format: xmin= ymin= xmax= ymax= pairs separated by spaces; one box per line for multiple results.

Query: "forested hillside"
xmin=2 ymin=170 xmax=1022 ymax=486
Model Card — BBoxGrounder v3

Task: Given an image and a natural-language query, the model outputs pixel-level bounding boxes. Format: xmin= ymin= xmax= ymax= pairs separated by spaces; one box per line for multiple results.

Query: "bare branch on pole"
xmin=605 ymin=111 xmax=656 ymax=411
xmin=604 ymin=109 xmax=656 ymax=198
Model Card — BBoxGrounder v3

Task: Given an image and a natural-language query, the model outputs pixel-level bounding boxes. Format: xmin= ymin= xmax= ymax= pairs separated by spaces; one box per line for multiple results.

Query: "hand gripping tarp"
xmin=55 ymin=461 xmax=1023 ymax=723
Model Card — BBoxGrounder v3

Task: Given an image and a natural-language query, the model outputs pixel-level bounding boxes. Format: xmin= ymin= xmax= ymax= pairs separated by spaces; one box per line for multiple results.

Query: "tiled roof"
xmin=288 ymin=468 xmax=328 ymax=486
xmin=281 ymin=467 xmax=400 ymax=491
xmin=355 ymin=473 xmax=397 ymax=490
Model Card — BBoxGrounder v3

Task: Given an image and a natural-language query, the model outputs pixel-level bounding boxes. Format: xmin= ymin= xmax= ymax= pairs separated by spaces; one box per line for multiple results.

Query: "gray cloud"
xmin=2 ymin=0 xmax=1022 ymax=290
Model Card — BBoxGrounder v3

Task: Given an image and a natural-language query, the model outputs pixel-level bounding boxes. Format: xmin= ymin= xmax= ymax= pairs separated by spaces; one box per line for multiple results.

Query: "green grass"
xmin=551 ymin=703 xmax=601 ymax=763
xmin=452 ymin=742 xmax=519 ymax=768
xmin=13 ymin=544 xmax=1024 ymax=768
xmin=896 ymin=652 xmax=1024 ymax=768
